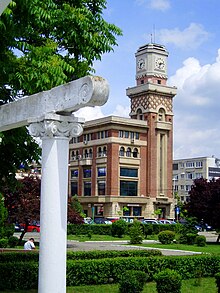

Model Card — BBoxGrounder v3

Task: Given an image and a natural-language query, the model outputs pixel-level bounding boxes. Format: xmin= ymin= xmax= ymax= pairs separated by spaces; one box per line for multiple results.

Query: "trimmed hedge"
xmin=1 ymin=254 xmax=220 ymax=290
xmin=67 ymin=224 xmax=112 ymax=235
xmin=0 ymin=249 xmax=161 ymax=262
xmin=67 ymin=223 xmax=179 ymax=236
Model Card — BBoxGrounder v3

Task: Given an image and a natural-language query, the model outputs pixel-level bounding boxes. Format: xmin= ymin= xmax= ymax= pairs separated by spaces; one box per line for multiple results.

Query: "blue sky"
xmin=75 ymin=0 xmax=220 ymax=160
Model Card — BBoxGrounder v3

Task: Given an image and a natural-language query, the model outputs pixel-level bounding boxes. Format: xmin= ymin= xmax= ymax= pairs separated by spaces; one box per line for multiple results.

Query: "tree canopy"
xmin=0 ymin=0 xmax=122 ymax=190
xmin=186 ymin=177 xmax=220 ymax=231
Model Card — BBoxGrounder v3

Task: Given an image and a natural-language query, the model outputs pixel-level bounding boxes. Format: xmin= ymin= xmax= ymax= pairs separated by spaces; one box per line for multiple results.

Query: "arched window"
xmin=97 ymin=147 xmax=102 ymax=157
xmin=126 ymin=147 xmax=131 ymax=157
xmin=89 ymin=148 xmax=93 ymax=158
xmin=133 ymin=148 xmax=138 ymax=158
xmin=119 ymin=147 xmax=125 ymax=156
xmin=84 ymin=149 xmax=89 ymax=158
xmin=103 ymin=146 xmax=107 ymax=156
xmin=158 ymin=108 xmax=165 ymax=121
xmin=137 ymin=108 xmax=143 ymax=120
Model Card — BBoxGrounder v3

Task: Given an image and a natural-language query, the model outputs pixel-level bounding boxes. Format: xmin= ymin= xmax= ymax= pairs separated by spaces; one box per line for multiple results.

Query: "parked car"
xmin=19 ymin=223 xmax=40 ymax=232
xmin=94 ymin=218 xmax=112 ymax=224
xmin=14 ymin=223 xmax=24 ymax=232
xmin=83 ymin=217 xmax=94 ymax=224
xmin=159 ymin=219 xmax=176 ymax=224
xmin=141 ymin=219 xmax=159 ymax=225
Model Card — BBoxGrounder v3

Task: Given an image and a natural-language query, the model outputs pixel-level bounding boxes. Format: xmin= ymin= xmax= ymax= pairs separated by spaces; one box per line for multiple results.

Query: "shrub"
xmin=118 ymin=270 xmax=146 ymax=293
xmin=195 ymin=235 xmax=206 ymax=247
xmin=215 ymin=272 xmax=220 ymax=293
xmin=186 ymin=233 xmax=197 ymax=245
xmin=154 ymin=269 xmax=182 ymax=293
xmin=0 ymin=238 xmax=8 ymax=248
xmin=8 ymin=236 xmax=19 ymax=248
xmin=158 ymin=230 xmax=175 ymax=244
xmin=129 ymin=220 xmax=144 ymax=244
xmin=112 ymin=220 xmax=128 ymax=238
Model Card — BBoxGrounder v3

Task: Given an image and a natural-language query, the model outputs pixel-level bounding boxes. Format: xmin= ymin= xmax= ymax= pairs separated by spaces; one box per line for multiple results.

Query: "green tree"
xmin=0 ymin=0 xmax=122 ymax=191
xmin=0 ymin=193 xmax=8 ymax=238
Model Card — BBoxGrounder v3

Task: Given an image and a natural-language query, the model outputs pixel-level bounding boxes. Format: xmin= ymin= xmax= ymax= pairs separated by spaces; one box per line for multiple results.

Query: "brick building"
xmin=68 ymin=43 xmax=177 ymax=220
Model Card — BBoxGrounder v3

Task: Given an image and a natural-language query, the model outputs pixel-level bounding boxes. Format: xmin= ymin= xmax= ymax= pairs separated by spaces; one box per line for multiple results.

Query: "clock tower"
xmin=126 ymin=43 xmax=177 ymax=218
xmin=135 ymin=43 xmax=168 ymax=85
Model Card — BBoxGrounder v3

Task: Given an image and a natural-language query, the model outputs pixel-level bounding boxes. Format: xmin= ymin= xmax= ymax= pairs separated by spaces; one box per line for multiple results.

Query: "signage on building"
xmin=209 ymin=167 xmax=220 ymax=178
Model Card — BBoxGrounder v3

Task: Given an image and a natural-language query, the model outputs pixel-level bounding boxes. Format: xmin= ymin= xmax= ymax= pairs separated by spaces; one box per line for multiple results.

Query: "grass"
xmin=67 ymin=234 xmax=157 ymax=242
xmin=138 ymin=242 xmax=220 ymax=254
xmin=0 ymin=278 xmax=217 ymax=292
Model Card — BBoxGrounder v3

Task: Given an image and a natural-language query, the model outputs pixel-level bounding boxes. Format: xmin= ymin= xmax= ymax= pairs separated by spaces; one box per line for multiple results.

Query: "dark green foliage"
xmin=67 ymin=223 xmax=112 ymax=235
xmin=187 ymin=177 xmax=220 ymax=232
xmin=0 ymin=254 xmax=220 ymax=290
xmin=0 ymin=261 xmax=38 ymax=291
xmin=67 ymin=249 xmax=162 ymax=260
xmin=215 ymin=272 xmax=220 ymax=293
xmin=0 ymin=193 xmax=8 ymax=238
xmin=195 ymin=235 xmax=206 ymax=246
xmin=112 ymin=219 xmax=128 ymax=238
xmin=118 ymin=270 xmax=146 ymax=293
xmin=8 ymin=235 xmax=18 ymax=248
xmin=0 ymin=238 xmax=8 ymax=248
xmin=158 ymin=230 xmax=175 ymax=244
xmin=186 ymin=233 xmax=197 ymax=245
xmin=129 ymin=219 xmax=144 ymax=244
xmin=154 ymin=269 xmax=182 ymax=293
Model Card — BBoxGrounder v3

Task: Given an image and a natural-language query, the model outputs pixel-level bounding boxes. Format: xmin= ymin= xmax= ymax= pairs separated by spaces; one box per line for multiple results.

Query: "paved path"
xmin=15 ymin=231 xmax=219 ymax=256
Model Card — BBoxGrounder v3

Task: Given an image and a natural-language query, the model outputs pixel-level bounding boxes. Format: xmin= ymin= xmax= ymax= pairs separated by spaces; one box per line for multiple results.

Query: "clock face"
xmin=155 ymin=58 xmax=165 ymax=70
xmin=137 ymin=58 xmax=145 ymax=70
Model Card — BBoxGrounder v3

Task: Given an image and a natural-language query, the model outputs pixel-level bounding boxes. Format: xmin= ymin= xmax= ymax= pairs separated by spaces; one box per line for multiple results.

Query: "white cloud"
xmin=135 ymin=0 xmax=170 ymax=11
xmin=75 ymin=106 xmax=105 ymax=122
xmin=111 ymin=104 xmax=130 ymax=117
xmin=171 ymin=48 xmax=220 ymax=158
xmin=158 ymin=23 xmax=210 ymax=50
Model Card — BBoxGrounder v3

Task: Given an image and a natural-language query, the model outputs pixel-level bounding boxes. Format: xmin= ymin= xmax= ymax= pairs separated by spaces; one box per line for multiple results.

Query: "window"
xmin=119 ymin=130 xmax=123 ymax=138
xmin=120 ymin=181 xmax=138 ymax=196
xmin=95 ymin=206 xmax=104 ymax=216
xmin=181 ymin=173 xmax=185 ymax=179
xmin=185 ymin=185 xmax=191 ymax=191
xmin=130 ymin=132 xmax=134 ymax=139
xmin=186 ymin=173 xmax=194 ymax=179
xmin=71 ymin=182 xmax=78 ymax=196
xmin=186 ymin=162 xmax=194 ymax=168
xmin=195 ymin=173 xmax=203 ymax=179
xmin=126 ymin=147 xmax=131 ymax=157
xmin=84 ymin=181 xmax=91 ymax=196
xmin=133 ymin=206 xmax=142 ymax=216
xmin=181 ymin=185 xmax=184 ymax=190
xmin=97 ymin=167 xmax=106 ymax=177
xmin=195 ymin=161 xmax=203 ymax=168
xmin=173 ymin=163 xmax=178 ymax=170
xmin=71 ymin=169 xmax=78 ymax=178
xmin=158 ymin=108 xmax=165 ymax=121
xmin=119 ymin=147 xmax=125 ymax=156
xmin=97 ymin=180 xmax=106 ymax=195
xmin=135 ymin=132 xmax=140 ymax=139
xmin=103 ymin=146 xmax=107 ymax=156
xmin=137 ymin=109 xmax=143 ymax=120
xmin=133 ymin=148 xmax=138 ymax=158
xmin=83 ymin=168 xmax=91 ymax=178
xmin=125 ymin=131 xmax=129 ymax=138
xmin=120 ymin=168 xmax=138 ymax=177
xmin=123 ymin=206 xmax=131 ymax=216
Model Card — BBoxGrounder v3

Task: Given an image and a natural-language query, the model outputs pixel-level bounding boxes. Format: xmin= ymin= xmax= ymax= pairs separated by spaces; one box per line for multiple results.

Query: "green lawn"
xmin=1 ymin=278 xmax=217 ymax=293
xmin=67 ymin=234 xmax=157 ymax=242
xmin=138 ymin=242 xmax=220 ymax=254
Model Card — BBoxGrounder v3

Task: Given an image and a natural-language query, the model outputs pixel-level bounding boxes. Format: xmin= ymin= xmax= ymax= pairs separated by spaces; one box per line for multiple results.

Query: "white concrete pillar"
xmin=28 ymin=114 xmax=83 ymax=293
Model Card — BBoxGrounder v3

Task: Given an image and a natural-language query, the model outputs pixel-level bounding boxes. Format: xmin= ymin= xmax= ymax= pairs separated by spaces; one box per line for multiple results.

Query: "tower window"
xmin=141 ymin=80 xmax=144 ymax=84
xmin=157 ymin=80 xmax=161 ymax=84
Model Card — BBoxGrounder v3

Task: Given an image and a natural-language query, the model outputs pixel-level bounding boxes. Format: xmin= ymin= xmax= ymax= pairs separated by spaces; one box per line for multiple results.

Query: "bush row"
xmin=67 ymin=222 xmax=188 ymax=236
xmin=0 ymin=249 xmax=162 ymax=263
xmin=0 ymin=254 xmax=220 ymax=290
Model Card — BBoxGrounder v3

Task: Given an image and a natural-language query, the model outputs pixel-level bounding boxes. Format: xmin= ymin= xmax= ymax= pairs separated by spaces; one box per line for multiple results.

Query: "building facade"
xmin=173 ymin=156 xmax=220 ymax=202
xmin=68 ymin=43 xmax=177 ymax=220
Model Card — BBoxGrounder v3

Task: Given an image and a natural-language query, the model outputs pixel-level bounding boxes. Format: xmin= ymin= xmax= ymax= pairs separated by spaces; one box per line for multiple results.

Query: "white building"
xmin=173 ymin=156 xmax=220 ymax=202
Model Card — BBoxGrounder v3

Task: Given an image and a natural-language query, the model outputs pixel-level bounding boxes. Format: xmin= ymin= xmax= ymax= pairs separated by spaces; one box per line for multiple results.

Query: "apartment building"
xmin=173 ymin=156 xmax=220 ymax=202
